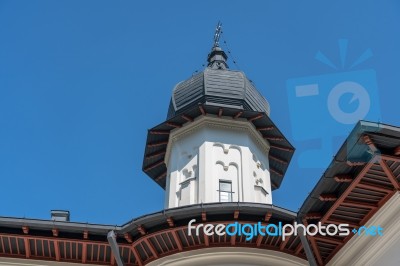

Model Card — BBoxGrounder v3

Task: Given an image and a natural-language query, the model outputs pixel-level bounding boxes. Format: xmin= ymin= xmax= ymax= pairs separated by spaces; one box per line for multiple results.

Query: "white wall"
xmin=164 ymin=116 xmax=272 ymax=208
xmin=147 ymin=247 xmax=307 ymax=266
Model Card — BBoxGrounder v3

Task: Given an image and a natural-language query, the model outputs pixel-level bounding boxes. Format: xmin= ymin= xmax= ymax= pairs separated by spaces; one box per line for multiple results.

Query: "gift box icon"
xmin=286 ymin=40 xmax=381 ymax=168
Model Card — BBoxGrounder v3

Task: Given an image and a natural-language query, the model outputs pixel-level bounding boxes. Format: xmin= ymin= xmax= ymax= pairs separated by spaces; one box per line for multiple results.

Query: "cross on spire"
xmin=213 ymin=21 xmax=222 ymax=47
xmin=208 ymin=22 xmax=228 ymax=69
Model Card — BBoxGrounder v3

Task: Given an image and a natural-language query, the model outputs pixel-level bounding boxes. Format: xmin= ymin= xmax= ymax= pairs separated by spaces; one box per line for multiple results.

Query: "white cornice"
xmin=147 ymin=247 xmax=307 ymax=266
xmin=0 ymin=257 xmax=92 ymax=266
xmin=164 ymin=115 xmax=270 ymax=165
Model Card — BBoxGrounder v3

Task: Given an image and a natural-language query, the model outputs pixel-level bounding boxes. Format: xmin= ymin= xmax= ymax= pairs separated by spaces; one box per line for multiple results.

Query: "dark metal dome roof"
xmin=143 ymin=34 xmax=294 ymax=191
xmin=167 ymin=46 xmax=270 ymax=119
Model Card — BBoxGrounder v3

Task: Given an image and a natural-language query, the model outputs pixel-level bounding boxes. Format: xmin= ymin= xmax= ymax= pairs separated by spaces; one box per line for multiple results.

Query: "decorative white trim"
xmin=0 ymin=257 xmax=93 ymax=265
xmin=328 ymin=192 xmax=400 ymax=266
xmin=165 ymin=115 xmax=270 ymax=165
xmin=147 ymin=247 xmax=307 ymax=266
xmin=179 ymin=176 xmax=196 ymax=185
xmin=254 ymin=185 xmax=269 ymax=195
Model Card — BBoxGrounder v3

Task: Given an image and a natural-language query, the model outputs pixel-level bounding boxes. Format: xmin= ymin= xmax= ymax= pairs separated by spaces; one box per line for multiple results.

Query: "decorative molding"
xmin=255 ymin=177 xmax=263 ymax=185
xmin=165 ymin=115 xmax=270 ymax=165
xmin=215 ymin=161 xmax=238 ymax=172
xmin=254 ymin=185 xmax=268 ymax=195
xmin=179 ymin=177 xmax=196 ymax=186
xmin=182 ymin=168 xmax=193 ymax=179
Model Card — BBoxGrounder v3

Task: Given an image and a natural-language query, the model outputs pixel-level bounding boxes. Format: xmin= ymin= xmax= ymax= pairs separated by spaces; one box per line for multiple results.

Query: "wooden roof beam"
xmin=166 ymin=217 xmax=175 ymax=227
xmin=381 ymin=154 xmax=400 ymax=162
xmin=166 ymin=122 xmax=181 ymax=128
xmin=181 ymin=114 xmax=193 ymax=122
xmin=137 ymin=225 xmax=146 ymax=236
xmin=294 ymin=242 xmax=303 ymax=255
xmin=394 ymin=146 xmax=400 ymax=156
xmin=155 ymin=171 xmax=167 ymax=181
xmin=320 ymin=157 xmax=376 ymax=224
xmin=270 ymin=167 xmax=283 ymax=177
xmin=269 ymin=155 xmax=288 ymax=165
xmin=279 ymin=236 xmax=289 ymax=251
xmin=270 ymin=144 xmax=294 ymax=152
xmin=279 ymin=225 xmax=294 ymax=251
xmin=131 ymin=246 xmax=143 ymax=266
xmin=201 ymin=211 xmax=207 ymax=222
xmin=264 ymin=136 xmax=284 ymax=141
xmin=144 ymin=159 xmax=164 ymax=171
xmin=357 ymin=181 xmax=393 ymax=193
xmin=264 ymin=212 xmax=272 ymax=222
xmin=326 ymin=219 xmax=359 ymax=229
xmin=22 ymin=226 xmax=29 ymax=234
xmin=305 ymin=213 xmax=322 ymax=220
xmin=147 ymin=141 xmax=168 ymax=148
xmin=149 ymin=130 xmax=170 ymax=135
xmin=199 ymin=105 xmax=206 ymax=115
xmin=218 ymin=108 xmax=223 ymax=117
xmin=144 ymin=238 xmax=159 ymax=259
xmin=314 ymin=236 xmax=343 ymax=245
xmin=54 ymin=240 xmax=60 ymax=261
xmin=248 ymin=113 xmax=263 ymax=122
xmin=171 ymin=230 xmax=183 ymax=250
xmin=257 ymin=126 xmax=274 ymax=131
xmin=379 ymin=158 xmax=400 ymax=190
xmin=146 ymin=150 xmax=166 ymax=159
xmin=319 ymin=194 xmax=337 ymax=201
xmin=334 ymin=175 xmax=353 ymax=183
xmin=363 ymin=135 xmax=379 ymax=154
xmin=346 ymin=161 xmax=366 ymax=167
xmin=23 ymin=238 xmax=30 ymax=259
xmin=124 ymin=233 xmax=133 ymax=243
xmin=230 ymin=234 xmax=236 ymax=246
xmin=233 ymin=111 xmax=243 ymax=119
xmin=341 ymin=199 xmax=378 ymax=209
xmin=203 ymin=231 xmax=210 ymax=246
xmin=256 ymin=234 xmax=263 ymax=247
xmin=82 ymin=243 xmax=87 ymax=263
xmin=52 ymin=228 xmax=59 ymax=237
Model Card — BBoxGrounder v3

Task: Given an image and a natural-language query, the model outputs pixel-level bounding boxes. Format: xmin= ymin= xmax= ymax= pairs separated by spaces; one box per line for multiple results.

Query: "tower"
xmin=143 ymin=25 xmax=294 ymax=209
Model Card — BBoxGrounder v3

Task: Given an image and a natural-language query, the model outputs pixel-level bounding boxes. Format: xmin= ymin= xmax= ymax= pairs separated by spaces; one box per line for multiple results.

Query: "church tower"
xmin=142 ymin=24 xmax=294 ymax=209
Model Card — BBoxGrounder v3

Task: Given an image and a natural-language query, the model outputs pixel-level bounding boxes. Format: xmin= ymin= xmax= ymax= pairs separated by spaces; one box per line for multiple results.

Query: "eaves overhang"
xmin=142 ymin=104 xmax=294 ymax=190
xmin=297 ymin=120 xmax=400 ymax=265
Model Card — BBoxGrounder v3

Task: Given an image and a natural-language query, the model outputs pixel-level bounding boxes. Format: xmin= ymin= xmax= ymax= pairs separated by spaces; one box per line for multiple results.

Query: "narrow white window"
xmin=219 ymin=180 xmax=233 ymax=202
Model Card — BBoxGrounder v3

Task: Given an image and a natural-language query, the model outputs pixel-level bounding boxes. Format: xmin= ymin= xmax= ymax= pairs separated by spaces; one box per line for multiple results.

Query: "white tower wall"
xmin=164 ymin=116 xmax=271 ymax=209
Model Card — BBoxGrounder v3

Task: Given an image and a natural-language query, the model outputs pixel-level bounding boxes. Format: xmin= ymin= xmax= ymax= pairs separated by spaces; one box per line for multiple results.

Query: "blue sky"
xmin=1 ymin=1 xmax=399 ymax=225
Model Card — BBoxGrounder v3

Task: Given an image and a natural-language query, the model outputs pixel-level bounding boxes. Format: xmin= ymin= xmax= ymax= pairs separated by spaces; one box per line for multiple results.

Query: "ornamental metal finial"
xmin=213 ymin=21 xmax=222 ymax=47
